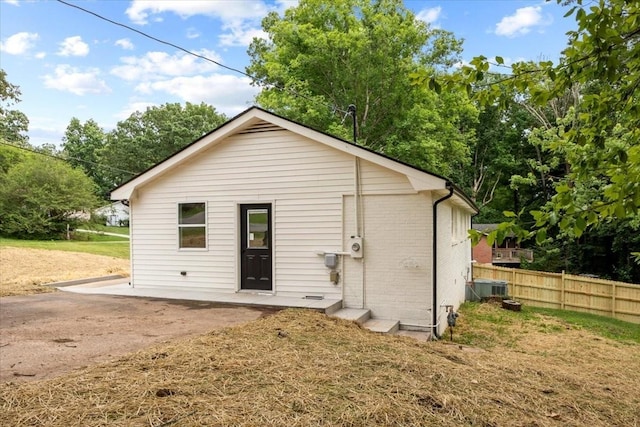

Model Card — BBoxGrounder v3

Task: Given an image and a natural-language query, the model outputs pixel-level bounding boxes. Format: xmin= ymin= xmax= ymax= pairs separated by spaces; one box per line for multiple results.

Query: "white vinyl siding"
xmin=118 ymin=109 xmax=478 ymax=330
xmin=129 ymin=128 xmax=415 ymax=296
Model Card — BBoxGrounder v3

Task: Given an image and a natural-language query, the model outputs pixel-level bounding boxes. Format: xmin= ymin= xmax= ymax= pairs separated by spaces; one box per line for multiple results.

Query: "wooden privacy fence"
xmin=472 ymin=264 xmax=640 ymax=324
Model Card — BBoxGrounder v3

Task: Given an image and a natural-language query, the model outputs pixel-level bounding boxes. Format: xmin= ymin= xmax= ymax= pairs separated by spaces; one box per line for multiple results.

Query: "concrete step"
xmin=363 ymin=318 xmax=400 ymax=334
xmin=322 ymin=299 xmax=344 ymax=315
xmin=331 ymin=308 xmax=371 ymax=324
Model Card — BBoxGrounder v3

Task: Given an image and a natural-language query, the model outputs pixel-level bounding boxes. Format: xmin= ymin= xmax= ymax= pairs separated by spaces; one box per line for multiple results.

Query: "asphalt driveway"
xmin=0 ymin=292 xmax=276 ymax=383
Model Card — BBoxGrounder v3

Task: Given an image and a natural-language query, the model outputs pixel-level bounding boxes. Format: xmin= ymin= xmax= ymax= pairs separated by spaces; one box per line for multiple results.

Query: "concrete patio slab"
xmin=56 ymin=278 xmax=342 ymax=313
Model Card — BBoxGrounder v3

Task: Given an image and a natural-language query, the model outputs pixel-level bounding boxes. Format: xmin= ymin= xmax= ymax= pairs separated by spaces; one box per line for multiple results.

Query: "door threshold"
xmin=238 ymin=290 xmax=274 ymax=296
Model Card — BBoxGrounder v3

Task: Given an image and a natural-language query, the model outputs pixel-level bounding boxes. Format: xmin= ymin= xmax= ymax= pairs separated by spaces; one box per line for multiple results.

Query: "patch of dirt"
xmin=0 ymin=247 xmax=129 ymax=297
xmin=0 ymin=292 xmax=277 ymax=383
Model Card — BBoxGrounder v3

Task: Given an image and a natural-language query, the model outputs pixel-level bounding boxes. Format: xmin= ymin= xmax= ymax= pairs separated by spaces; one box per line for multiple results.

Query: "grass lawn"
xmin=529 ymin=306 xmax=640 ymax=343
xmin=0 ymin=237 xmax=129 ymax=259
xmin=1 ymin=304 xmax=638 ymax=426
xmin=456 ymin=301 xmax=640 ymax=346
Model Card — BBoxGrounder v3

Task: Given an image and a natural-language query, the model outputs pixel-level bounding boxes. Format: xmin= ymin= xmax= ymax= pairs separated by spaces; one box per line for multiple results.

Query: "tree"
xmin=0 ymin=69 xmax=29 ymax=146
xmin=247 ymin=0 xmax=476 ymax=178
xmin=461 ymin=102 xmax=534 ymax=214
xmin=100 ymin=102 xmax=227 ymax=188
xmin=0 ymin=140 xmax=30 ymax=174
xmin=420 ymin=0 xmax=639 ymax=254
xmin=62 ymin=118 xmax=110 ymax=198
xmin=0 ymin=155 xmax=98 ymax=239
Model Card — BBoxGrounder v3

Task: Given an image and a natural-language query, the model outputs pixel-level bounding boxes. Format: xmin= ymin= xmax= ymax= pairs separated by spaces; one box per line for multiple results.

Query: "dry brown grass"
xmin=0 ymin=247 xmax=129 ymax=297
xmin=1 ymin=306 xmax=638 ymax=427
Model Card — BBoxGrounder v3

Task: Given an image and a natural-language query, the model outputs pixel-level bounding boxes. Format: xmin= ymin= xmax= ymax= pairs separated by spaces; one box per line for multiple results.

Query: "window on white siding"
xmin=178 ymin=203 xmax=206 ymax=249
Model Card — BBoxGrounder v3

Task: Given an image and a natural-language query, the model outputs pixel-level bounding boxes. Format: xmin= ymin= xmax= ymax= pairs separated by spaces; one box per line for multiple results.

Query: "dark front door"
xmin=240 ymin=204 xmax=272 ymax=291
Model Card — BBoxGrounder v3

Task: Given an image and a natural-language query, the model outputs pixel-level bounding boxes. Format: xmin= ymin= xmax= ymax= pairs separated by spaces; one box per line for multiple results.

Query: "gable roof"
xmin=110 ymin=106 xmax=478 ymax=213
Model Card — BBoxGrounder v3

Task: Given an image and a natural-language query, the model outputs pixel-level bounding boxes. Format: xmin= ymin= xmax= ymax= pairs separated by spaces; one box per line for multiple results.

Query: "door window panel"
xmin=247 ymin=209 xmax=268 ymax=249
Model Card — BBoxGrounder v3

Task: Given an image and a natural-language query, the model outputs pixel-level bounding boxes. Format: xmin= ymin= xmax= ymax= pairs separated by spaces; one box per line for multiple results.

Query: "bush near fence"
xmin=472 ymin=264 xmax=640 ymax=324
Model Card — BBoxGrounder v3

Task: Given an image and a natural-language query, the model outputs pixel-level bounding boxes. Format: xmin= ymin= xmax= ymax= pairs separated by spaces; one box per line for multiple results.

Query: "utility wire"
xmin=54 ymin=0 xmax=350 ymax=115
xmin=0 ymin=141 xmax=136 ymax=175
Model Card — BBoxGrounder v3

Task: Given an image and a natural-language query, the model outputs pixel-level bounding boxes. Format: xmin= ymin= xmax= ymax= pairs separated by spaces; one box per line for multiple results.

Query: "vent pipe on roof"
xmin=348 ymin=104 xmax=357 ymax=144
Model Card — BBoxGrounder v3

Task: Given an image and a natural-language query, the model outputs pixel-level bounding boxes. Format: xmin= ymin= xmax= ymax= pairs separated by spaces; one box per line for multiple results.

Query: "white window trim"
xmin=177 ymin=201 xmax=208 ymax=251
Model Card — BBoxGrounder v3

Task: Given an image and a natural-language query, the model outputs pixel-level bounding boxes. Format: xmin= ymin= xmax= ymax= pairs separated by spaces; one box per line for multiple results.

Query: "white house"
xmin=111 ymin=107 xmax=477 ymax=337
xmin=95 ymin=201 xmax=130 ymax=226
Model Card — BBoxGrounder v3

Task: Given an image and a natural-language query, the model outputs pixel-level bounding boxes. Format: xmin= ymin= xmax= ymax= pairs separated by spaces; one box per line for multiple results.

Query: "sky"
xmin=0 ymin=0 xmax=578 ymax=147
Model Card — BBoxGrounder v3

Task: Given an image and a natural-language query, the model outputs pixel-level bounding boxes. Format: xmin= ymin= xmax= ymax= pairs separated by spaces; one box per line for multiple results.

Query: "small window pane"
xmin=247 ymin=209 xmax=268 ymax=249
xmin=180 ymin=227 xmax=206 ymax=248
xmin=180 ymin=203 xmax=205 ymax=225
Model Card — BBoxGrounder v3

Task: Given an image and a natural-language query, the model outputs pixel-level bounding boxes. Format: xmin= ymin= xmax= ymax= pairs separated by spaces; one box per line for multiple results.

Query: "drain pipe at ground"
xmin=432 ymin=182 xmax=454 ymax=339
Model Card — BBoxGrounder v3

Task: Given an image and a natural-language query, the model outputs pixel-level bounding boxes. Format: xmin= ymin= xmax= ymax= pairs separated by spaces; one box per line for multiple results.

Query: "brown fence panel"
xmin=472 ymin=264 xmax=640 ymax=324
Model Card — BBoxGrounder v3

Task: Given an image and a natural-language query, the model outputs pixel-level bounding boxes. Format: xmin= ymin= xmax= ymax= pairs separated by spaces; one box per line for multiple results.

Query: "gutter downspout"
xmin=432 ymin=182 xmax=454 ymax=339
xmin=116 ymin=199 xmax=134 ymax=288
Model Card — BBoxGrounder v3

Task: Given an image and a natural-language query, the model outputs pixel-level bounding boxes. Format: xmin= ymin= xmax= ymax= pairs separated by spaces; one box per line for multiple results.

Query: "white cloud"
xmin=57 ymin=36 xmax=90 ymax=56
xmin=186 ymin=28 xmax=200 ymax=39
xmin=125 ymin=0 xmax=269 ymax=25
xmin=111 ymin=49 xmax=221 ymax=81
xmin=43 ymin=65 xmax=110 ymax=95
xmin=26 ymin=116 xmax=68 ymax=147
xmin=495 ymin=6 xmax=551 ymax=37
xmin=416 ymin=6 xmax=441 ymax=24
xmin=115 ymin=101 xmax=157 ymax=120
xmin=35 ymin=51 xmax=46 ymax=59
xmin=219 ymin=25 xmax=267 ymax=47
xmin=3 ymin=0 xmax=19 ymax=5
xmin=134 ymin=74 xmax=259 ymax=115
xmin=125 ymin=0 xmax=273 ymax=47
xmin=115 ymin=38 xmax=135 ymax=50
xmin=0 ymin=32 xmax=39 ymax=55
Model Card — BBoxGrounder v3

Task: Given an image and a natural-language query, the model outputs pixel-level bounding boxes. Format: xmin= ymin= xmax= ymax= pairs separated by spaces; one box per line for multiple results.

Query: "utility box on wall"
xmin=350 ymin=237 xmax=363 ymax=258
xmin=324 ymin=253 xmax=338 ymax=269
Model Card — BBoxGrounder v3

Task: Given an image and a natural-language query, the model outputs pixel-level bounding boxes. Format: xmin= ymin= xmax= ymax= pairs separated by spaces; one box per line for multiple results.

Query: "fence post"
xmin=561 ymin=270 xmax=565 ymax=310
xmin=612 ymin=283 xmax=616 ymax=318
xmin=512 ymin=268 xmax=516 ymax=298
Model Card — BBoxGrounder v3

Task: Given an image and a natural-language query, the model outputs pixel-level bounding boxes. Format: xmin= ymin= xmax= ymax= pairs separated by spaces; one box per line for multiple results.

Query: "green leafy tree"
xmin=0 ymin=140 xmax=30 ymax=174
xmin=0 ymin=155 xmax=98 ymax=239
xmin=247 ymin=0 xmax=475 ymax=177
xmin=463 ymin=102 xmax=535 ymax=216
xmin=0 ymin=69 xmax=29 ymax=146
xmin=420 ymin=0 xmax=639 ymax=257
xmin=62 ymin=118 xmax=110 ymax=198
xmin=100 ymin=102 xmax=227 ymax=188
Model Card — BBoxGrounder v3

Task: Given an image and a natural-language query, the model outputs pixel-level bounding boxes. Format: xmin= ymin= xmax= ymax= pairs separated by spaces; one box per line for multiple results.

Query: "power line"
xmin=56 ymin=0 xmax=250 ymax=80
xmin=0 ymin=141 xmax=136 ymax=175
xmin=54 ymin=0 xmax=350 ymax=115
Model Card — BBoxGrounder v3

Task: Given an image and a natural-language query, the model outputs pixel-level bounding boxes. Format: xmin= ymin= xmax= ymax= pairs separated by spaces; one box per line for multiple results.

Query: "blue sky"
xmin=0 ymin=0 xmax=577 ymax=147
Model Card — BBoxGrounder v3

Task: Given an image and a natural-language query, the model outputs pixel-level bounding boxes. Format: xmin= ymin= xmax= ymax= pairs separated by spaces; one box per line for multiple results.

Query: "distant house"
xmin=95 ymin=201 xmax=129 ymax=226
xmin=472 ymin=224 xmax=533 ymax=267
xmin=110 ymin=107 xmax=478 ymax=337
